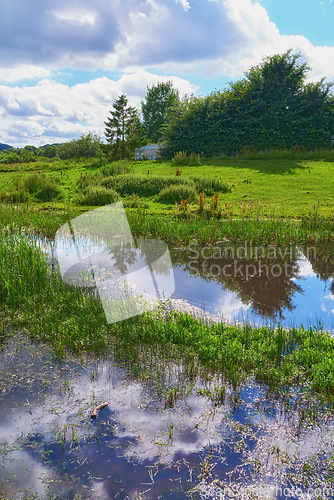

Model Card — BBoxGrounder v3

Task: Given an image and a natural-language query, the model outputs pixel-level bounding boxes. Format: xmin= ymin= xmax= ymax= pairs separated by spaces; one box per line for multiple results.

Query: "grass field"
xmin=0 ymin=154 xmax=333 ymax=245
xmin=0 ymin=154 xmax=333 ymax=218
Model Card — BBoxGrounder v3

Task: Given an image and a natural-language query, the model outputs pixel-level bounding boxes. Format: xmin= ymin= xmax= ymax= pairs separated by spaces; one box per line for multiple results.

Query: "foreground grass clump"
xmin=1 ymin=235 xmax=334 ymax=398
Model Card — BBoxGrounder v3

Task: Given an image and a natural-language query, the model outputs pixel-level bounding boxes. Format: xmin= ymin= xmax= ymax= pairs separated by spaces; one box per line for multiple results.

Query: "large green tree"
xmin=163 ymin=51 xmax=334 ymax=156
xmin=105 ymin=94 xmax=145 ymax=159
xmin=141 ymin=81 xmax=180 ymax=143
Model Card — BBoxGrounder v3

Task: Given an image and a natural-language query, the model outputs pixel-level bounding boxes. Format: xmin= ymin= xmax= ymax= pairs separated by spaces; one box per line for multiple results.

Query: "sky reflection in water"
xmin=1 ymin=333 xmax=334 ymax=499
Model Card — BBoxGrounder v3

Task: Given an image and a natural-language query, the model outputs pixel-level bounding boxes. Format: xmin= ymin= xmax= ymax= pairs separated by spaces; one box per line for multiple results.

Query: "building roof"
xmin=135 ymin=144 xmax=160 ymax=151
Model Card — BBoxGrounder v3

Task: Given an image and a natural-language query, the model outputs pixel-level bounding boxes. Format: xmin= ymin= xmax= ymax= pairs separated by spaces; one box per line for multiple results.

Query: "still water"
xmin=170 ymin=243 xmax=334 ymax=331
xmin=45 ymin=233 xmax=334 ymax=331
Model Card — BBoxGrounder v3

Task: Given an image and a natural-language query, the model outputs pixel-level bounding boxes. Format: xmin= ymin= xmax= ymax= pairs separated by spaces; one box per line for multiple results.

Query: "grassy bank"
xmin=0 ymin=201 xmax=332 ymax=246
xmin=1 ymin=234 xmax=334 ymax=400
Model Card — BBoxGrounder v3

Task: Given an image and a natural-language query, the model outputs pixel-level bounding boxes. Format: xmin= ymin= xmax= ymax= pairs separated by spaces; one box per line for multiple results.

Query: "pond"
xmin=1 ymin=233 xmax=334 ymax=498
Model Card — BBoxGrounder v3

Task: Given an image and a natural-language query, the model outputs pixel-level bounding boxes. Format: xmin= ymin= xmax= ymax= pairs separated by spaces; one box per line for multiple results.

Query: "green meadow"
xmin=1 ymin=152 xmax=334 ymax=498
xmin=0 ymin=152 xmax=333 ymax=257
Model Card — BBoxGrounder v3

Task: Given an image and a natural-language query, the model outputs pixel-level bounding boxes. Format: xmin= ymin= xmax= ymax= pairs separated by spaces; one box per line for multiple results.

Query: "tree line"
xmin=1 ymin=50 xmax=333 ymax=164
xmin=105 ymin=50 xmax=334 ymax=159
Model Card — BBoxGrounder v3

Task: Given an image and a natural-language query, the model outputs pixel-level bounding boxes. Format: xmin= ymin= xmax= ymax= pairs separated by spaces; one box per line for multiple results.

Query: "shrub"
xmin=157 ymin=184 xmax=197 ymax=204
xmin=77 ymin=186 xmax=120 ymax=206
xmin=192 ymin=177 xmax=231 ymax=195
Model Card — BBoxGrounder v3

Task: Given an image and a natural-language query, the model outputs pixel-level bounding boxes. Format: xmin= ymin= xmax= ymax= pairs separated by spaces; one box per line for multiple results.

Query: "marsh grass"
xmin=127 ymin=210 xmax=334 ymax=245
xmin=76 ymin=186 xmax=120 ymax=206
xmin=0 ymin=235 xmax=48 ymax=307
xmin=100 ymin=174 xmax=192 ymax=198
xmin=157 ymin=183 xmax=197 ymax=204
xmin=0 ymin=203 xmax=81 ymax=237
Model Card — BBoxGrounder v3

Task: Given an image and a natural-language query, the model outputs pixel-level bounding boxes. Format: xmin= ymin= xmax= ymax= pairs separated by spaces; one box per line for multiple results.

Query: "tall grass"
xmin=1 ymin=235 xmax=334 ymax=397
xmin=0 ymin=235 xmax=48 ymax=307
xmin=100 ymin=174 xmax=192 ymax=197
xmin=0 ymin=203 xmax=81 ymax=237
xmin=77 ymin=186 xmax=120 ymax=206
xmin=157 ymin=184 xmax=197 ymax=204
xmin=192 ymin=177 xmax=231 ymax=195
xmin=127 ymin=210 xmax=334 ymax=245
xmin=23 ymin=173 xmax=62 ymax=201
xmin=172 ymin=151 xmax=201 ymax=166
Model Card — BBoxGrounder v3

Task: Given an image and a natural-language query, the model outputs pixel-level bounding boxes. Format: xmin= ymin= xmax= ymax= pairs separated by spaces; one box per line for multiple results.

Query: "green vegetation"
xmin=141 ymin=80 xmax=180 ymax=143
xmin=0 ymin=152 xmax=333 ymax=244
xmin=1 ymin=234 xmax=334 ymax=398
xmin=104 ymin=94 xmax=146 ymax=160
xmin=2 ymin=50 xmax=334 ymax=499
xmin=163 ymin=51 xmax=334 ymax=157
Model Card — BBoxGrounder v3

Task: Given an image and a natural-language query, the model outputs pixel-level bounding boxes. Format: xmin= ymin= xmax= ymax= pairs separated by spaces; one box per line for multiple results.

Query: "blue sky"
xmin=0 ymin=0 xmax=333 ymax=147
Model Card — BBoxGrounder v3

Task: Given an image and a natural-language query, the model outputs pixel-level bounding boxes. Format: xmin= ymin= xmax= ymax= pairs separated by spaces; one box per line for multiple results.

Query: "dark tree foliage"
xmin=141 ymin=81 xmax=180 ymax=143
xmin=105 ymin=94 xmax=146 ymax=160
xmin=163 ymin=51 xmax=334 ymax=156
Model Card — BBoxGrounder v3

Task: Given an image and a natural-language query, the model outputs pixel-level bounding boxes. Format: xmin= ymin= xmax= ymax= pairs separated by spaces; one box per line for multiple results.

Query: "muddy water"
xmin=1 ymin=333 xmax=334 ymax=499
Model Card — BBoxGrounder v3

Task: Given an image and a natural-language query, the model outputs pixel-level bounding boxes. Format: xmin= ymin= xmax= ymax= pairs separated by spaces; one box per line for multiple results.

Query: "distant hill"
xmin=0 ymin=143 xmax=12 ymax=151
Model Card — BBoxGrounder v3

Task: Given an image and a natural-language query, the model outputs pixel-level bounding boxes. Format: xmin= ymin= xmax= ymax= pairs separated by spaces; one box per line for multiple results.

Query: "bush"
xmin=157 ymin=184 xmax=197 ymax=204
xmin=192 ymin=177 xmax=231 ymax=195
xmin=77 ymin=186 xmax=120 ymax=206
xmin=172 ymin=151 xmax=201 ymax=166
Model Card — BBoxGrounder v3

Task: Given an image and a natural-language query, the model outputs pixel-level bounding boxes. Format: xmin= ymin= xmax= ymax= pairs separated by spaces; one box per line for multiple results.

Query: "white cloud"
xmin=175 ymin=0 xmax=191 ymax=11
xmin=53 ymin=8 xmax=97 ymax=27
xmin=0 ymin=65 xmax=51 ymax=84
xmin=0 ymin=0 xmax=333 ymax=146
xmin=0 ymin=71 xmax=196 ymax=146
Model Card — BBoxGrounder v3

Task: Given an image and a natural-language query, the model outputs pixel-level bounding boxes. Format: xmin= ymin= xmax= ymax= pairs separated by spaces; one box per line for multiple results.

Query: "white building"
xmin=134 ymin=144 xmax=162 ymax=160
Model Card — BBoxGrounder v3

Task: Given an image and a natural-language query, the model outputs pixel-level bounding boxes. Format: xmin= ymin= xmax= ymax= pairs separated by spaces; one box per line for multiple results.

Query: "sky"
xmin=0 ymin=0 xmax=333 ymax=148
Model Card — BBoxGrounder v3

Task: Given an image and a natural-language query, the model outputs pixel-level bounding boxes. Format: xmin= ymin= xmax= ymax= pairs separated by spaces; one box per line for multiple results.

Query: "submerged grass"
xmin=1 ymin=234 xmax=334 ymax=399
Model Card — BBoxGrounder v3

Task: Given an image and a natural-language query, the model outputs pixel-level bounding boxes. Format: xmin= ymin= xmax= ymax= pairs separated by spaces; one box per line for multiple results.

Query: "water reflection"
xmin=1 ymin=333 xmax=334 ymax=499
xmin=171 ymin=244 xmax=334 ymax=330
xmin=32 ymin=233 xmax=334 ymax=330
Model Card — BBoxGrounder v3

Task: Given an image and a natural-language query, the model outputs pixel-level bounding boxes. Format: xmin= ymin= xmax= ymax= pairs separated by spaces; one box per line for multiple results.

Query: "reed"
xmin=127 ymin=210 xmax=334 ymax=246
